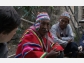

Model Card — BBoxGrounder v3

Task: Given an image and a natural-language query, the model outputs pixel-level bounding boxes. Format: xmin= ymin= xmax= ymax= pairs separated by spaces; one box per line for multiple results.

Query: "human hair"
xmin=0 ymin=6 xmax=21 ymax=34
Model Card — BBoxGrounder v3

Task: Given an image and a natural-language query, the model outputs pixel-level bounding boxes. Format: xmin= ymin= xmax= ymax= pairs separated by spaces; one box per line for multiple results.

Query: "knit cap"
xmin=61 ymin=11 xmax=70 ymax=19
xmin=36 ymin=12 xmax=50 ymax=22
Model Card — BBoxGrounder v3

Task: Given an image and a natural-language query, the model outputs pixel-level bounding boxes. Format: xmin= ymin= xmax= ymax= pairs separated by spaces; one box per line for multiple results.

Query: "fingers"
xmin=55 ymin=51 xmax=60 ymax=57
xmin=78 ymin=46 xmax=83 ymax=52
xmin=52 ymin=48 xmax=60 ymax=55
xmin=68 ymin=39 xmax=72 ymax=43
xmin=47 ymin=49 xmax=61 ymax=58
xmin=53 ymin=48 xmax=57 ymax=51
xmin=56 ymin=32 xmax=61 ymax=39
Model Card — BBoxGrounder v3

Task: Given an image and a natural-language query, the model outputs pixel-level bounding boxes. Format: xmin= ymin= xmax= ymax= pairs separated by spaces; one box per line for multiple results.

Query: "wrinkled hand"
xmin=46 ymin=49 xmax=60 ymax=58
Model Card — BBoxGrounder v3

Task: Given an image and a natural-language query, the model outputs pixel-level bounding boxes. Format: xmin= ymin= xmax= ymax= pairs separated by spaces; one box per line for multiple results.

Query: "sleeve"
xmin=50 ymin=24 xmax=68 ymax=45
xmin=21 ymin=41 xmax=47 ymax=58
xmin=61 ymin=24 xmax=74 ymax=41
xmin=22 ymin=46 xmax=47 ymax=58
xmin=0 ymin=43 xmax=8 ymax=58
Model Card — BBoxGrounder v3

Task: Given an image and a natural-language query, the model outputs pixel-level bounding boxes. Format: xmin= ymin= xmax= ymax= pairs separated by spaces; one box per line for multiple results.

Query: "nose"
xmin=63 ymin=22 xmax=65 ymax=25
xmin=44 ymin=24 xmax=48 ymax=29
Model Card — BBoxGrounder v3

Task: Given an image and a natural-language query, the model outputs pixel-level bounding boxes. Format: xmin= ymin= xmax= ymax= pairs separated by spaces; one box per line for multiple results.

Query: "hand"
xmin=46 ymin=49 xmax=60 ymax=58
xmin=56 ymin=32 xmax=61 ymax=39
xmin=78 ymin=46 xmax=83 ymax=52
xmin=68 ymin=39 xmax=72 ymax=43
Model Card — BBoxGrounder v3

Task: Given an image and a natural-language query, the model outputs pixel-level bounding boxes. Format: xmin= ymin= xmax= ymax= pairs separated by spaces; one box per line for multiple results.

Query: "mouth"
xmin=42 ymin=29 xmax=48 ymax=33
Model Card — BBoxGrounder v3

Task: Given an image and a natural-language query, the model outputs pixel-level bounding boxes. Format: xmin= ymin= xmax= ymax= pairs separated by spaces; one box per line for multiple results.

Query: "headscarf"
xmin=59 ymin=11 xmax=70 ymax=23
xmin=30 ymin=12 xmax=50 ymax=31
xmin=36 ymin=12 xmax=50 ymax=22
xmin=61 ymin=11 xmax=70 ymax=19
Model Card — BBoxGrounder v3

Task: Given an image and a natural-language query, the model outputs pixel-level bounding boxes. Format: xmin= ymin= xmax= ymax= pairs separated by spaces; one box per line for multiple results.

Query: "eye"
xmin=47 ymin=23 xmax=49 ymax=26
xmin=61 ymin=20 xmax=65 ymax=22
xmin=41 ymin=22 xmax=45 ymax=25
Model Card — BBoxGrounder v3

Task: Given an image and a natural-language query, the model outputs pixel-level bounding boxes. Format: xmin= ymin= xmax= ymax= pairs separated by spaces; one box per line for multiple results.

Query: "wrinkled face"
xmin=59 ymin=17 xmax=69 ymax=30
xmin=0 ymin=28 xmax=18 ymax=43
xmin=39 ymin=20 xmax=50 ymax=37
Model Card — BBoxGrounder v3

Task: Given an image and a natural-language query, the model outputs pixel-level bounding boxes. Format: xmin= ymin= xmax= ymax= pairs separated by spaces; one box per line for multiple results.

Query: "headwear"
xmin=61 ymin=11 xmax=70 ymax=19
xmin=36 ymin=12 xmax=50 ymax=22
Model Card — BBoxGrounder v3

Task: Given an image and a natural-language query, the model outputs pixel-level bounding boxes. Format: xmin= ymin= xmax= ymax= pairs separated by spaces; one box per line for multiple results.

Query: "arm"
xmin=22 ymin=35 xmax=61 ymax=58
xmin=50 ymin=25 xmax=68 ymax=45
xmin=46 ymin=42 xmax=64 ymax=58
xmin=61 ymin=24 xmax=74 ymax=41
xmin=16 ymin=29 xmax=62 ymax=58
xmin=22 ymin=42 xmax=47 ymax=58
xmin=16 ymin=30 xmax=47 ymax=58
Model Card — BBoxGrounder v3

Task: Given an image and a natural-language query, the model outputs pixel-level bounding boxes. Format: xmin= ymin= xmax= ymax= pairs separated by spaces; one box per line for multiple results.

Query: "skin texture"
xmin=59 ymin=16 xmax=69 ymax=30
xmin=0 ymin=28 xmax=18 ymax=43
xmin=46 ymin=49 xmax=60 ymax=58
xmin=38 ymin=20 xmax=50 ymax=37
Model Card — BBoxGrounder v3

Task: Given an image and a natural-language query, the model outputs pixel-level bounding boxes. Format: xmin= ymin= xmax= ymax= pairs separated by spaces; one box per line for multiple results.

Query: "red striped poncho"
xmin=15 ymin=26 xmax=64 ymax=58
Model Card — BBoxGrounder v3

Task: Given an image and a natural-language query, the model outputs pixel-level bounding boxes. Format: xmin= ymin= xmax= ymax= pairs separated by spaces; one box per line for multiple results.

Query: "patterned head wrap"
xmin=30 ymin=12 xmax=50 ymax=31
xmin=36 ymin=12 xmax=50 ymax=22
xmin=61 ymin=11 xmax=70 ymax=19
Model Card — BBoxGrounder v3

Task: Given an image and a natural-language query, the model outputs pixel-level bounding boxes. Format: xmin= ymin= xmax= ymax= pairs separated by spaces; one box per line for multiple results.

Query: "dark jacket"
xmin=0 ymin=43 xmax=8 ymax=58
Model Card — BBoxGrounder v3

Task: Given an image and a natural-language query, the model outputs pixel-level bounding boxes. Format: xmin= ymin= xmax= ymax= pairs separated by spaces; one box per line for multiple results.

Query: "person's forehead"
xmin=40 ymin=20 xmax=50 ymax=23
xmin=61 ymin=18 xmax=68 ymax=21
xmin=61 ymin=17 xmax=69 ymax=21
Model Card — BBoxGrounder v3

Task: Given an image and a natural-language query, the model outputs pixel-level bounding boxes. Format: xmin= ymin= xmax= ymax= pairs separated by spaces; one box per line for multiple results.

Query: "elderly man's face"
xmin=39 ymin=20 xmax=50 ymax=37
xmin=59 ymin=17 xmax=69 ymax=30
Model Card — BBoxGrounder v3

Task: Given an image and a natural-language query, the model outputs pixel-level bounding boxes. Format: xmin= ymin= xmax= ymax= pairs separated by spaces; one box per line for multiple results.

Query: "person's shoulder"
xmin=20 ymin=29 xmax=34 ymax=40
xmin=67 ymin=24 xmax=71 ymax=26
xmin=51 ymin=23 xmax=57 ymax=27
xmin=51 ymin=22 xmax=59 ymax=28
xmin=67 ymin=24 xmax=72 ymax=28
xmin=19 ymin=29 xmax=34 ymax=44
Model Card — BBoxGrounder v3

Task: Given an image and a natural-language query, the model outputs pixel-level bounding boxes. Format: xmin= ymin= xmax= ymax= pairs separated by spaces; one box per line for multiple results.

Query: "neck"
xmin=59 ymin=25 xmax=64 ymax=30
xmin=37 ymin=30 xmax=45 ymax=37
xmin=61 ymin=27 xmax=65 ymax=30
xmin=59 ymin=25 xmax=66 ymax=30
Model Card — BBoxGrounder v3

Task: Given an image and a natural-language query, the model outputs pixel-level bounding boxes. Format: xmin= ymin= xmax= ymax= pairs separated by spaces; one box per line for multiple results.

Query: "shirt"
xmin=0 ymin=43 xmax=8 ymax=58
xmin=50 ymin=22 xmax=74 ymax=47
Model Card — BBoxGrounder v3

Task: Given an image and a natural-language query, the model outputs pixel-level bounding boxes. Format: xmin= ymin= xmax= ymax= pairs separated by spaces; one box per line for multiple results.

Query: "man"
xmin=0 ymin=6 xmax=21 ymax=58
xmin=15 ymin=12 xmax=64 ymax=58
xmin=50 ymin=11 xmax=78 ymax=57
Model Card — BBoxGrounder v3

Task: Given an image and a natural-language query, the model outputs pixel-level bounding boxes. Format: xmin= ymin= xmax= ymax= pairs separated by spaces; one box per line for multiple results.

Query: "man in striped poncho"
xmin=15 ymin=12 xmax=64 ymax=58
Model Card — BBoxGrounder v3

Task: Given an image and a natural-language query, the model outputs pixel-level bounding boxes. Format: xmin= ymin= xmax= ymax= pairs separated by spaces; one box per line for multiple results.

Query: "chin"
xmin=43 ymin=33 xmax=47 ymax=35
xmin=40 ymin=33 xmax=45 ymax=37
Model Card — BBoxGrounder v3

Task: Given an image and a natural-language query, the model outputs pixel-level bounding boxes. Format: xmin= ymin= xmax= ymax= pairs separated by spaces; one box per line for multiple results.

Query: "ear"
xmin=0 ymin=33 xmax=6 ymax=39
xmin=58 ymin=16 xmax=62 ymax=22
xmin=0 ymin=33 xmax=7 ymax=36
xmin=59 ymin=19 xmax=62 ymax=22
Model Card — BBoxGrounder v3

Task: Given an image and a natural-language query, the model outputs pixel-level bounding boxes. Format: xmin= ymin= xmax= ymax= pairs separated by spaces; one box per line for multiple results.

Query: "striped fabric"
xmin=15 ymin=25 xmax=64 ymax=58
xmin=61 ymin=11 xmax=70 ymax=18
xmin=36 ymin=12 xmax=50 ymax=22
xmin=15 ymin=42 xmax=42 ymax=58
xmin=22 ymin=42 xmax=42 ymax=57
